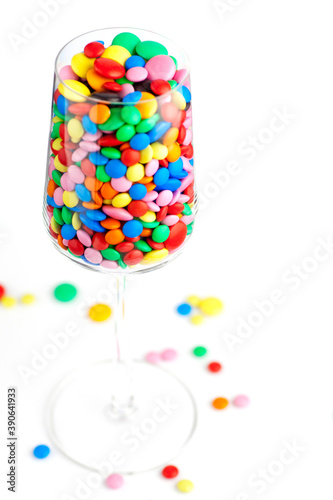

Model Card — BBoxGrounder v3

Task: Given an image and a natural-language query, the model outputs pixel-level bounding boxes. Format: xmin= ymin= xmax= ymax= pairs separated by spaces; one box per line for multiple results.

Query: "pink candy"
xmin=68 ymin=165 xmax=85 ymax=184
xmin=156 ymin=190 xmax=173 ymax=207
xmin=233 ymin=395 xmax=250 ymax=408
xmin=111 ymin=176 xmax=132 ymax=192
xmin=84 ymin=248 xmax=102 ymax=264
xmin=145 ymin=55 xmax=176 ymax=81
xmin=126 ymin=67 xmax=148 ymax=82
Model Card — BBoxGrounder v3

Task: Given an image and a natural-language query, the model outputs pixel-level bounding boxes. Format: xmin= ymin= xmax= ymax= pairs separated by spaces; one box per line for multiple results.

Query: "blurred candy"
xmin=88 ymin=304 xmax=112 ymax=322
xmin=33 ymin=445 xmax=50 ymax=459
xmin=212 ymin=397 xmax=229 ymax=410
xmin=54 ymin=283 xmax=77 ymax=302
xmin=233 ymin=395 xmax=250 ymax=408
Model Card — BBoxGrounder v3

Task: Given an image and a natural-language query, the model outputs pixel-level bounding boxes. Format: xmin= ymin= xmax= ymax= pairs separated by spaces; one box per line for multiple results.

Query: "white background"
xmin=1 ymin=0 xmax=333 ymax=498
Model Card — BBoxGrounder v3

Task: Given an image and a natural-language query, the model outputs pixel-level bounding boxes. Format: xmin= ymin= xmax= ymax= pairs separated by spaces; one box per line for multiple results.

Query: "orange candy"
xmin=163 ymin=127 xmax=179 ymax=146
xmin=100 ymin=218 xmax=121 ymax=230
xmin=167 ymin=142 xmax=181 ymax=162
xmin=139 ymin=176 xmax=153 ymax=185
xmin=141 ymin=228 xmax=152 ymax=237
xmin=135 ymin=92 xmax=158 ymax=119
xmin=105 ymin=229 xmax=125 ymax=245
xmin=82 ymin=201 xmax=102 ymax=210
xmin=89 ymin=104 xmax=111 ymax=124
xmin=86 ymin=68 xmax=113 ymax=92
xmin=58 ymin=234 xmax=68 ymax=250
xmin=212 ymin=397 xmax=229 ymax=410
xmin=101 ymin=182 xmax=118 ymax=200
xmin=145 ymin=182 xmax=156 ymax=191
xmin=91 ymin=190 xmax=103 ymax=205
xmin=85 ymin=177 xmax=103 ymax=192
xmin=47 ymin=179 xmax=57 ymax=197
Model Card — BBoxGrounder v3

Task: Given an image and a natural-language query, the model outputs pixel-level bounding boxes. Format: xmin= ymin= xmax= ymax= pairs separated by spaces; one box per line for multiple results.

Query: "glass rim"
xmin=54 ymin=27 xmax=191 ymax=106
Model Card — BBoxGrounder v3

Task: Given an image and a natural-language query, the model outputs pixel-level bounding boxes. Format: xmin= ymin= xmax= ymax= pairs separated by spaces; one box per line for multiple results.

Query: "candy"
xmin=162 ymin=465 xmax=179 ymax=478
xmin=145 ymin=351 xmax=161 ymax=363
xmin=33 ymin=445 xmax=50 ymax=459
xmin=105 ymin=473 xmax=124 ymax=489
xmin=21 ymin=294 xmax=35 ymax=305
xmin=177 ymin=303 xmax=191 ymax=315
xmin=233 ymin=395 xmax=250 ymax=408
xmin=45 ymin=31 xmax=195 ymax=269
xmin=161 ymin=348 xmax=177 ymax=361
xmin=1 ymin=297 xmax=16 ymax=308
xmin=212 ymin=397 xmax=229 ymax=410
xmin=0 ymin=285 xmax=5 ymax=300
xmin=177 ymin=480 xmax=194 ymax=493
xmin=199 ymin=298 xmax=223 ymax=316
xmin=88 ymin=303 xmax=112 ymax=322
xmin=208 ymin=362 xmax=222 ymax=373
xmin=193 ymin=346 xmax=207 ymax=357
xmin=54 ymin=283 xmax=77 ymax=302
xmin=190 ymin=314 xmax=204 ymax=325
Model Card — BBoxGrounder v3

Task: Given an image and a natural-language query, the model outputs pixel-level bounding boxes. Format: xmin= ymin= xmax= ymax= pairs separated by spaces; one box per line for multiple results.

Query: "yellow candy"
xmin=172 ymin=91 xmax=186 ymax=110
xmin=88 ymin=303 xmax=112 ymax=322
xmin=142 ymin=248 xmax=169 ymax=264
xmin=21 ymin=294 xmax=35 ymax=305
xmin=52 ymin=116 xmax=63 ymax=124
xmin=71 ymin=53 xmax=95 ymax=79
xmin=63 ymin=191 xmax=79 ymax=208
xmin=103 ymin=199 xmax=113 ymax=205
xmin=151 ymin=142 xmax=168 ymax=160
xmin=72 ymin=212 xmax=82 ymax=230
xmin=58 ymin=80 xmax=91 ymax=103
xmin=139 ymin=210 xmax=156 ymax=222
xmin=199 ymin=297 xmax=223 ymax=316
xmin=52 ymin=137 xmax=63 ymax=151
xmin=126 ymin=163 xmax=145 ymax=182
xmin=135 ymin=92 xmax=158 ymax=119
xmin=139 ymin=145 xmax=153 ymax=164
xmin=177 ymin=480 xmax=194 ymax=493
xmin=1 ymin=296 xmax=16 ymax=308
xmin=50 ymin=216 xmax=61 ymax=234
xmin=67 ymin=118 xmax=84 ymax=140
xmin=101 ymin=45 xmax=131 ymax=66
xmin=167 ymin=142 xmax=181 ymax=162
xmin=190 ymin=314 xmax=204 ymax=325
xmin=112 ymin=193 xmax=132 ymax=208
xmin=54 ymin=155 xmax=68 ymax=173
xmin=163 ymin=127 xmax=179 ymax=146
xmin=187 ymin=295 xmax=201 ymax=307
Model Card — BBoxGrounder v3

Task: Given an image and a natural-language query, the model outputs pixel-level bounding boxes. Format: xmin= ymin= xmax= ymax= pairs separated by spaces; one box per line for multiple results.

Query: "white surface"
xmin=1 ymin=0 xmax=333 ymax=498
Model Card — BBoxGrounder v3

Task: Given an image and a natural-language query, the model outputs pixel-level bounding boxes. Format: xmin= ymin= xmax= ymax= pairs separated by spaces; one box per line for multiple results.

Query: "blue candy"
xmin=171 ymin=170 xmax=188 ymax=179
xmin=70 ymin=205 xmax=86 ymax=212
xmin=122 ymin=91 xmax=142 ymax=104
xmin=153 ymin=167 xmax=170 ymax=186
xmin=156 ymin=178 xmax=182 ymax=191
xmin=129 ymin=183 xmax=147 ymax=200
xmin=125 ymin=55 xmax=146 ymax=70
xmin=168 ymin=158 xmax=183 ymax=177
xmin=86 ymin=210 xmax=106 ymax=221
xmin=47 ymin=195 xmax=63 ymax=209
xmin=57 ymin=95 xmax=69 ymax=115
xmin=89 ymin=152 xmax=108 ymax=165
xmin=79 ymin=214 xmax=105 ymax=233
xmin=75 ymin=184 xmax=91 ymax=202
xmin=189 ymin=158 xmax=194 ymax=166
xmin=33 ymin=445 xmax=50 ymax=459
xmin=82 ymin=115 xmax=97 ymax=135
xmin=130 ymin=133 xmax=150 ymax=151
xmin=122 ymin=220 xmax=143 ymax=238
xmin=177 ymin=303 xmax=192 ymax=316
xmin=148 ymin=121 xmax=171 ymax=142
xmin=61 ymin=224 xmax=76 ymax=240
xmin=105 ymin=159 xmax=127 ymax=179
xmin=179 ymin=85 xmax=191 ymax=103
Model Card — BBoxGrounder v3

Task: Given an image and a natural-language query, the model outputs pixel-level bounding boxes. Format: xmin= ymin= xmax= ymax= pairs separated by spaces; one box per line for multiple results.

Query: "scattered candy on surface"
xmin=21 ymin=294 xmax=36 ymax=305
xmin=161 ymin=348 xmax=177 ymax=361
xmin=33 ymin=444 xmax=50 ymax=459
xmin=162 ymin=465 xmax=179 ymax=479
xmin=1 ymin=296 xmax=17 ymax=308
xmin=212 ymin=397 xmax=229 ymax=410
xmin=106 ymin=473 xmax=124 ymax=489
xmin=177 ymin=303 xmax=192 ymax=316
xmin=190 ymin=314 xmax=204 ymax=325
xmin=0 ymin=284 xmax=5 ymax=300
xmin=176 ymin=295 xmax=223 ymax=325
xmin=233 ymin=394 xmax=250 ymax=408
xmin=177 ymin=479 xmax=194 ymax=493
xmin=186 ymin=295 xmax=200 ymax=307
xmin=145 ymin=351 xmax=161 ymax=363
xmin=208 ymin=361 xmax=222 ymax=373
xmin=54 ymin=283 xmax=77 ymax=302
xmin=199 ymin=297 xmax=223 ymax=316
xmin=45 ymin=31 xmax=195 ymax=270
xmin=193 ymin=346 xmax=207 ymax=357
xmin=88 ymin=303 xmax=112 ymax=322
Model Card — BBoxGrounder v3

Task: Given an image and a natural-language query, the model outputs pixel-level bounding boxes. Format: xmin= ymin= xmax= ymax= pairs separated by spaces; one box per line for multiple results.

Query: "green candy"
xmin=134 ymin=240 xmax=152 ymax=253
xmin=135 ymin=40 xmax=168 ymax=60
xmin=52 ymin=169 xmax=62 ymax=187
xmin=121 ymin=106 xmax=141 ymax=125
xmin=100 ymin=147 xmax=121 ymax=159
xmin=116 ymin=124 xmax=136 ymax=142
xmin=187 ymin=222 xmax=194 ymax=235
xmin=53 ymin=103 xmax=65 ymax=120
xmin=96 ymin=165 xmax=111 ymax=182
xmin=136 ymin=114 xmax=160 ymax=133
xmin=115 ymin=76 xmax=133 ymax=85
xmin=98 ymin=108 xmax=124 ymax=131
xmin=54 ymin=283 xmax=77 ymax=302
xmin=101 ymin=248 xmax=121 ymax=261
xmin=170 ymin=56 xmax=178 ymax=69
xmin=152 ymin=225 xmax=170 ymax=243
xmin=61 ymin=206 xmax=73 ymax=225
xmin=182 ymin=203 xmax=192 ymax=216
xmin=53 ymin=207 xmax=64 ymax=225
xmin=168 ymin=80 xmax=178 ymax=90
xmin=51 ymin=122 xmax=62 ymax=139
xmin=118 ymin=257 xmax=127 ymax=269
xmin=141 ymin=220 xmax=160 ymax=229
xmin=193 ymin=346 xmax=207 ymax=357
xmin=112 ymin=32 xmax=141 ymax=54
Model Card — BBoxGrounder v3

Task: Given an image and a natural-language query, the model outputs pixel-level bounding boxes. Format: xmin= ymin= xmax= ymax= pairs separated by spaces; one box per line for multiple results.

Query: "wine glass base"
xmin=46 ymin=360 xmax=198 ymax=475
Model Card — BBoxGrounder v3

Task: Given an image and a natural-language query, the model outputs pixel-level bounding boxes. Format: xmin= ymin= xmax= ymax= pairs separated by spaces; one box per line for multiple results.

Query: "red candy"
xmin=164 ymin=221 xmax=187 ymax=251
xmin=208 ymin=362 xmax=222 ymax=373
xmin=147 ymin=238 xmax=164 ymax=250
xmin=121 ymin=148 xmax=140 ymax=167
xmin=115 ymin=242 xmax=134 ymax=253
xmin=92 ymin=233 xmax=109 ymax=250
xmin=123 ymin=250 xmax=144 ymax=266
xmin=68 ymin=103 xmax=93 ymax=115
xmin=68 ymin=239 xmax=84 ymax=256
xmin=94 ymin=58 xmax=125 ymax=79
xmin=103 ymin=81 xmax=122 ymax=92
xmin=150 ymin=79 xmax=171 ymax=95
xmin=98 ymin=135 xmax=123 ymax=147
xmin=156 ymin=206 xmax=168 ymax=222
xmin=58 ymin=148 xmax=71 ymax=166
xmin=127 ymin=201 xmax=148 ymax=217
xmin=167 ymin=203 xmax=184 ymax=215
xmin=178 ymin=125 xmax=186 ymax=144
xmin=0 ymin=284 xmax=6 ymax=300
xmin=84 ymin=41 xmax=104 ymax=58
xmin=81 ymin=159 xmax=96 ymax=177
xmin=162 ymin=465 xmax=179 ymax=479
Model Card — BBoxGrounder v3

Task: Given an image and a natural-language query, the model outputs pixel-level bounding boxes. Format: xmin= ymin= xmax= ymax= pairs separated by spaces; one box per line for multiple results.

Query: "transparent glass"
xmin=43 ymin=27 xmax=197 ymax=475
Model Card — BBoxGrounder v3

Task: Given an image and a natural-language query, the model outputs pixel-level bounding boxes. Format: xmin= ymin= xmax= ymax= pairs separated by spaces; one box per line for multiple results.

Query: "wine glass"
xmin=43 ymin=27 xmax=197 ymax=475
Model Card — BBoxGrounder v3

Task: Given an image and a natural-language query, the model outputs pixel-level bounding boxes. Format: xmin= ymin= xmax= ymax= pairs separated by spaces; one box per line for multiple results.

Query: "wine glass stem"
xmin=110 ymin=275 xmax=136 ymax=418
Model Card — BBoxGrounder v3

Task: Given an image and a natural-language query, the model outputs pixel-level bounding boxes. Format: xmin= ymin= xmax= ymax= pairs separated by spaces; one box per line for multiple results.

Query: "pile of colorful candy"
xmin=45 ymin=31 xmax=195 ymax=270
xmin=177 ymin=296 xmax=224 ymax=325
